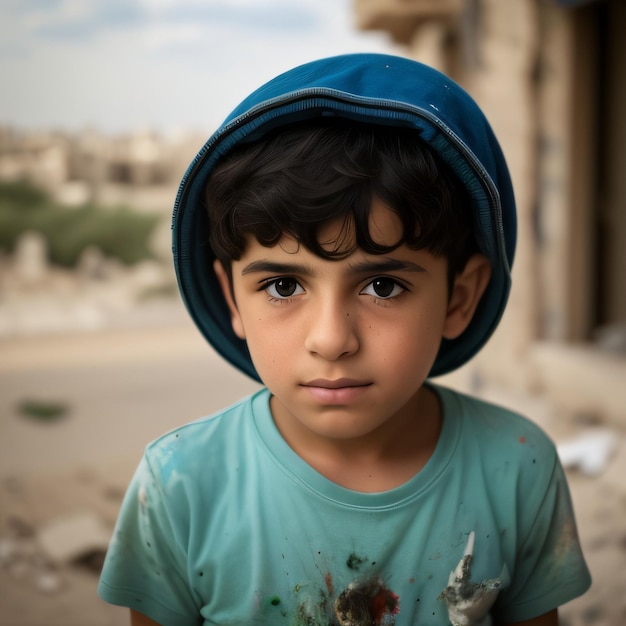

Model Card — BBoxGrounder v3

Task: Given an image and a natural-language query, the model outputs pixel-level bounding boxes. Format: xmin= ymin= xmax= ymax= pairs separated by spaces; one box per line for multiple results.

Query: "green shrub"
xmin=0 ymin=180 xmax=49 ymax=208
xmin=0 ymin=180 xmax=160 ymax=267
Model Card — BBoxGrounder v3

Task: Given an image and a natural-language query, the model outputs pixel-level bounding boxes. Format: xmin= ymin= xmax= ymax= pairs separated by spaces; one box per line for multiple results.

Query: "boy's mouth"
xmin=301 ymin=378 xmax=372 ymax=407
xmin=300 ymin=379 xmax=372 ymax=404
xmin=301 ymin=378 xmax=372 ymax=389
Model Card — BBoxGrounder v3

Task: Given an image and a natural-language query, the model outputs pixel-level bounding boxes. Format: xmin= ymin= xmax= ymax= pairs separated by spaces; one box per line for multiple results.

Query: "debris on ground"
xmin=557 ymin=429 xmax=619 ymax=477
xmin=17 ymin=399 xmax=69 ymax=422
xmin=0 ymin=510 xmax=111 ymax=596
xmin=36 ymin=511 xmax=111 ymax=567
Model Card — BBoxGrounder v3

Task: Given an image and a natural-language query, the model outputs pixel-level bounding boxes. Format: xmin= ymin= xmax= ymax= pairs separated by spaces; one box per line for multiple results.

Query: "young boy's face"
xmin=215 ymin=199 xmax=489 ymax=449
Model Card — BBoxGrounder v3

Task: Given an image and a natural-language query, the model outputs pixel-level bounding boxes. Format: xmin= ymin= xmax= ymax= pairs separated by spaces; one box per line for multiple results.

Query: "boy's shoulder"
xmin=143 ymin=388 xmax=269 ymax=471
xmin=440 ymin=384 xmax=555 ymax=441
xmin=436 ymin=384 xmax=559 ymax=473
xmin=436 ymin=385 xmax=563 ymax=529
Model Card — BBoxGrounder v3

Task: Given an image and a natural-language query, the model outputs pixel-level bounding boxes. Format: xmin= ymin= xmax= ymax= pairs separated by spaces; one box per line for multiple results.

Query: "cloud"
xmin=34 ymin=3 xmax=145 ymax=41
xmin=0 ymin=0 xmax=399 ymax=132
xmin=154 ymin=2 xmax=321 ymax=34
xmin=4 ymin=0 xmax=319 ymax=45
xmin=1 ymin=1 xmax=130 ymax=42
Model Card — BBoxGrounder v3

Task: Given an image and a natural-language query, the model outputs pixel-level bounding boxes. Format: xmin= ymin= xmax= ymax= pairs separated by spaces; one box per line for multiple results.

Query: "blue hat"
xmin=172 ymin=53 xmax=516 ymax=381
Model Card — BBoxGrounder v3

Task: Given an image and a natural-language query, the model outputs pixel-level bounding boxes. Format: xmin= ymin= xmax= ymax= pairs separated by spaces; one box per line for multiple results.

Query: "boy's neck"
xmin=269 ymin=385 xmax=442 ymax=493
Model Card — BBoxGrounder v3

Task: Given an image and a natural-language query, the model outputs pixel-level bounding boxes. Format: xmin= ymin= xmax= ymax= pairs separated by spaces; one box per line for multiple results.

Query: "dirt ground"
xmin=0 ymin=323 xmax=624 ymax=626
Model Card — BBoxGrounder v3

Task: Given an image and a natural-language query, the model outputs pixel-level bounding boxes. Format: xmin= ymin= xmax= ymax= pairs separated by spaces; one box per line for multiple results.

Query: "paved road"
xmin=0 ymin=324 xmax=260 ymax=476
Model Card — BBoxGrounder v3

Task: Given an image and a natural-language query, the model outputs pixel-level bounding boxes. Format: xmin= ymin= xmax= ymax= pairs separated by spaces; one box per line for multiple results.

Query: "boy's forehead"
xmin=313 ymin=197 xmax=404 ymax=254
xmin=231 ymin=199 xmax=405 ymax=262
xmin=234 ymin=200 xmax=409 ymax=266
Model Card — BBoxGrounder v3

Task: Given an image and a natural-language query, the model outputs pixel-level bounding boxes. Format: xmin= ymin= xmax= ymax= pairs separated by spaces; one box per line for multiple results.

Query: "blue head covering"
xmin=172 ymin=53 xmax=516 ymax=381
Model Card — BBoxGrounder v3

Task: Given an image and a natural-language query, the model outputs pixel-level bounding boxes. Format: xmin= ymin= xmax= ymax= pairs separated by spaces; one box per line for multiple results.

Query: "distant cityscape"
xmin=0 ymin=126 xmax=211 ymax=336
xmin=0 ymin=125 xmax=208 ymax=212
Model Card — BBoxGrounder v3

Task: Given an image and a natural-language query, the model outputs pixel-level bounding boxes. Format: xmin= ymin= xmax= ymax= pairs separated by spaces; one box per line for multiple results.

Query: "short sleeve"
xmin=494 ymin=457 xmax=592 ymax=623
xmin=98 ymin=455 xmax=202 ymax=626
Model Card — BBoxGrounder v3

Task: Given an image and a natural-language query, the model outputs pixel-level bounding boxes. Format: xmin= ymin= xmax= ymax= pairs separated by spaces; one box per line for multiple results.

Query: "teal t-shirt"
xmin=98 ymin=386 xmax=590 ymax=625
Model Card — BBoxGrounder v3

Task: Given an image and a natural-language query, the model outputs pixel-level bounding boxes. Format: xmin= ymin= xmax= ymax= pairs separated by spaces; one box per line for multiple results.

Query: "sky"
xmin=0 ymin=0 xmax=400 ymax=134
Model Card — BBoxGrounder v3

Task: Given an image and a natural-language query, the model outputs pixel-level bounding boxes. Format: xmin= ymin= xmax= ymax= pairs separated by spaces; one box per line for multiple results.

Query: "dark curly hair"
xmin=205 ymin=120 xmax=478 ymax=288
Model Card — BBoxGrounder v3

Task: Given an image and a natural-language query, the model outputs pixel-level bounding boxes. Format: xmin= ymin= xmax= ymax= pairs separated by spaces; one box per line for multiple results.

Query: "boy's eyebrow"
xmin=240 ymin=257 xmax=427 ymax=276
xmin=240 ymin=260 xmax=314 ymax=276
xmin=348 ymin=258 xmax=427 ymax=274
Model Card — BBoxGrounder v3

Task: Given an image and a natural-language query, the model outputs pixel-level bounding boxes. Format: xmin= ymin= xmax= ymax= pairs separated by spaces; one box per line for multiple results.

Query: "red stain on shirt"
xmin=324 ymin=571 xmax=334 ymax=596
xmin=370 ymin=585 xmax=400 ymax=622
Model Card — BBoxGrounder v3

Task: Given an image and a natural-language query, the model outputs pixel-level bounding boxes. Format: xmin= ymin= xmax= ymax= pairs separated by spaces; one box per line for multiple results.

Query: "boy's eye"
xmin=265 ymin=277 xmax=304 ymax=299
xmin=361 ymin=277 xmax=404 ymax=299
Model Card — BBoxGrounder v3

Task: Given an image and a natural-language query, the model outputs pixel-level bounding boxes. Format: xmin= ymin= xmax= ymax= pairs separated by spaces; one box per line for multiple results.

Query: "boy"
xmin=98 ymin=54 xmax=590 ymax=625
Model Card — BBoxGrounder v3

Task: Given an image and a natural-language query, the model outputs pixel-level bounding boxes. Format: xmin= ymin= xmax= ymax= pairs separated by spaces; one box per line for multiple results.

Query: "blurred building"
xmin=355 ymin=0 xmax=626 ymax=425
xmin=0 ymin=127 xmax=205 ymax=211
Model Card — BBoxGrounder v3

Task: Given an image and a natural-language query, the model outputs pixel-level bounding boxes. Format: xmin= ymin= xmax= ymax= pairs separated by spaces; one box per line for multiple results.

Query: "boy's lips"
xmin=302 ymin=378 xmax=371 ymax=389
xmin=300 ymin=379 xmax=372 ymax=404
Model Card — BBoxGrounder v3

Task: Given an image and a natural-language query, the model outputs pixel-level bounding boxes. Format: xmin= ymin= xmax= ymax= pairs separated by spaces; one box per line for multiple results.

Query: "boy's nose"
xmin=304 ymin=300 xmax=359 ymax=361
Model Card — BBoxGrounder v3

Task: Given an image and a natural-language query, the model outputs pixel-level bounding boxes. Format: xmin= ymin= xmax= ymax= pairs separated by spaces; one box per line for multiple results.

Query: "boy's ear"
xmin=443 ymin=254 xmax=492 ymax=340
xmin=213 ymin=260 xmax=246 ymax=340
